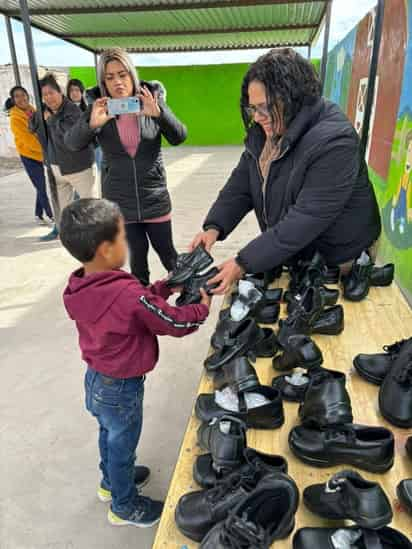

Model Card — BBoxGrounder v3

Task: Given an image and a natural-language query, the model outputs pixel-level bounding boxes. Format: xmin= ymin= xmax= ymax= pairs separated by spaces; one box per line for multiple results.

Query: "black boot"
xmin=286 ymin=285 xmax=339 ymax=314
xmin=213 ymin=357 xmax=260 ymax=393
xmin=379 ymin=345 xmax=412 ymax=428
xmin=303 ymin=470 xmax=393 ymax=529
xmin=370 ymin=263 xmax=394 ymax=287
xmin=176 ymin=267 xmax=219 ymax=305
xmin=199 ymin=474 xmax=299 ymax=548
xmin=273 ymin=335 xmax=323 ymax=372
xmin=168 ymin=244 xmax=213 ymax=287
xmin=397 ymin=479 xmax=412 ymax=516
xmin=342 ymin=252 xmax=374 ymax=301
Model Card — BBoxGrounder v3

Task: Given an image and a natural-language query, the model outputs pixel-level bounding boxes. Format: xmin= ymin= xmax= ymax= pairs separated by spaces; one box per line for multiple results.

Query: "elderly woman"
xmin=65 ymin=48 xmax=187 ymax=285
xmin=191 ymin=48 xmax=381 ymax=294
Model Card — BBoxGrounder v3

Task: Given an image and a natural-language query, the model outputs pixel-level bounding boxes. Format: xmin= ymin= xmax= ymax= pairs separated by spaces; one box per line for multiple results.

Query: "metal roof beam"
xmin=94 ymin=41 xmax=311 ymax=53
xmin=64 ymin=23 xmax=316 ymax=39
xmin=1 ymin=0 xmax=330 ymax=16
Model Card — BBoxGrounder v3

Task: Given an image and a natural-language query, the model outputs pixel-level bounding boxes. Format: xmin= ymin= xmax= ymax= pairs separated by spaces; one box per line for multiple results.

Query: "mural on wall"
xmin=324 ymin=0 xmax=412 ymax=300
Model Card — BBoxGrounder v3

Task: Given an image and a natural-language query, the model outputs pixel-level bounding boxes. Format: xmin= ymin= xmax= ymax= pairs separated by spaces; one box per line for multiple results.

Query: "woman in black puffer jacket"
xmin=65 ymin=48 xmax=187 ymax=285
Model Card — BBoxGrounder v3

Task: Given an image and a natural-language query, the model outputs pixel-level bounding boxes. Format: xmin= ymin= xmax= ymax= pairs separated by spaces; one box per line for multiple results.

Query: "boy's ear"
xmin=97 ymin=240 xmax=112 ymax=260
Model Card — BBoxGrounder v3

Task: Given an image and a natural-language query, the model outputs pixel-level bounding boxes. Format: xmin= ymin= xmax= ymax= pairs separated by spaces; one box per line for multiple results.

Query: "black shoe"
xmin=175 ymin=460 xmax=285 ymax=542
xmin=206 ymin=320 xmax=265 ymax=372
xmin=289 ymin=424 xmax=394 ymax=473
xmin=197 ymin=416 xmax=247 ymax=472
xmin=273 ymin=335 xmax=323 ymax=372
xmin=272 ymin=371 xmax=311 ymax=403
xmin=353 ymin=338 xmax=410 ymax=385
xmin=370 ymin=263 xmax=395 ymax=287
xmin=342 ymin=252 xmax=374 ymax=301
xmin=299 ymin=369 xmax=353 ymax=428
xmin=199 ymin=473 xmax=299 ymax=548
xmin=293 ymin=526 xmax=412 ymax=549
xmin=194 ymin=447 xmax=288 ymax=489
xmin=254 ymin=328 xmax=279 ymax=358
xmin=303 ymin=470 xmax=393 ymax=529
xmin=407 ymin=436 xmax=412 ymax=459
xmin=324 ymin=265 xmax=340 ymax=284
xmin=195 ymin=386 xmax=284 ymax=430
xmin=311 ymin=304 xmax=344 ymax=335
xmin=397 ymin=479 xmax=412 ymax=516
xmin=230 ymin=287 xmax=282 ymax=324
xmin=176 ymin=267 xmax=219 ymax=306
xmin=213 ymin=357 xmax=260 ymax=393
xmin=379 ymin=345 xmax=412 ymax=428
xmin=286 ymin=285 xmax=339 ymax=314
xmin=253 ymin=302 xmax=281 ymax=324
xmin=168 ymin=244 xmax=213 ymax=287
xmin=211 ymin=317 xmax=258 ymax=352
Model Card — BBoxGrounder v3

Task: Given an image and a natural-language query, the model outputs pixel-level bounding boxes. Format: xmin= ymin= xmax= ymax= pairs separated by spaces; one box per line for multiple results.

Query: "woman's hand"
xmin=207 ymin=258 xmax=245 ymax=295
xmin=189 ymin=229 xmax=219 ymax=252
xmin=138 ymin=86 xmax=161 ymax=118
xmin=90 ymin=98 xmax=113 ymax=130
xmin=43 ymin=110 xmax=51 ymax=121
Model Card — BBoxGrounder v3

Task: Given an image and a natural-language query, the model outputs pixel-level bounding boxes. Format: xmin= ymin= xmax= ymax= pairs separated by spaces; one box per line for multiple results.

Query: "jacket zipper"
xmin=247 ymin=144 xmax=290 ymax=228
xmin=131 ymin=158 xmax=142 ymax=221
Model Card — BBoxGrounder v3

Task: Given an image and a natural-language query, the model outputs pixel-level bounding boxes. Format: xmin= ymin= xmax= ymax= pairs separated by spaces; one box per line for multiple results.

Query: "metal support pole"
xmin=320 ymin=0 xmax=332 ymax=91
xmin=360 ymin=0 xmax=385 ymax=157
xmin=5 ymin=15 xmax=21 ymax=86
xmin=94 ymin=52 xmax=99 ymax=82
xmin=308 ymin=44 xmax=312 ymax=60
xmin=18 ymin=0 xmax=60 ymax=224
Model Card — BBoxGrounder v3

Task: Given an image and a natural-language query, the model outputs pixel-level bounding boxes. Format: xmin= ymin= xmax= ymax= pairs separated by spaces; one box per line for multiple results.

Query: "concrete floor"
xmin=0 ymin=147 xmax=258 ymax=549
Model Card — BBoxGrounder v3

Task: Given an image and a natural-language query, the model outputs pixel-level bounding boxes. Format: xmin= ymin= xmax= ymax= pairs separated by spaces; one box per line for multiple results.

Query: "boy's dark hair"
xmin=60 ymin=199 xmax=122 ymax=263
xmin=241 ymin=48 xmax=322 ymax=132
xmin=39 ymin=73 xmax=62 ymax=94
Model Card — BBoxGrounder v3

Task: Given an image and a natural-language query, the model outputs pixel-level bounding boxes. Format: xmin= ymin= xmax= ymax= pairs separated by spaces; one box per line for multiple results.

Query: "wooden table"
xmin=153 ymin=278 xmax=412 ymax=548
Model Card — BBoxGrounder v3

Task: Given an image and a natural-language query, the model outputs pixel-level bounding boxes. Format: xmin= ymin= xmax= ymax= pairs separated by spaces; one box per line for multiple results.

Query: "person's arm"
xmin=10 ymin=115 xmax=40 ymax=157
xmin=236 ymin=139 xmax=359 ymax=274
xmin=156 ymin=96 xmax=187 ymax=146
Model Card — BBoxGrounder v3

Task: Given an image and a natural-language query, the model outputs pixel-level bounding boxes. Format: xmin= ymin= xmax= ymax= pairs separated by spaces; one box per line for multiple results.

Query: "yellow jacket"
xmin=9 ymin=105 xmax=43 ymax=162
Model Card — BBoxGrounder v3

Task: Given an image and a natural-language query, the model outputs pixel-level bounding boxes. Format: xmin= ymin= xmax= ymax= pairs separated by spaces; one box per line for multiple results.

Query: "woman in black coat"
xmin=65 ymin=48 xmax=187 ymax=285
xmin=191 ymin=48 xmax=381 ymax=294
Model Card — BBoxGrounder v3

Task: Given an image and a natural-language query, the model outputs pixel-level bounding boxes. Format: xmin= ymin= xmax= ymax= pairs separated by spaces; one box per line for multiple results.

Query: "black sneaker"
xmin=108 ymin=495 xmax=163 ymax=527
xmin=303 ymin=470 xmax=393 ymax=529
xmin=353 ymin=338 xmax=411 ymax=385
xmin=98 ymin=465 xmax=151 ymax=503
xmin=199 ymin=474 xmax=299 ymax=548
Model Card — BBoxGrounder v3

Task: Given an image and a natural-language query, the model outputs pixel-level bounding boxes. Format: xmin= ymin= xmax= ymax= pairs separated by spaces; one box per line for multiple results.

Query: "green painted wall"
xmin=70 ymin=60 xmax=320 ymax=147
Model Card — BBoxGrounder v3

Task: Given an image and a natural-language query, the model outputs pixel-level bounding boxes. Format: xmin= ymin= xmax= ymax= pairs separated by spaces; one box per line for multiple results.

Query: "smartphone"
xmin=107 ymin=97 xmax=141 ymax=116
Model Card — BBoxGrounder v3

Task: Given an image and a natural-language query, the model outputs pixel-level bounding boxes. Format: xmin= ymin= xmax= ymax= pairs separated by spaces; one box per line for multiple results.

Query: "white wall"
xmin=0 ymin=64 xmax=68 ymax=158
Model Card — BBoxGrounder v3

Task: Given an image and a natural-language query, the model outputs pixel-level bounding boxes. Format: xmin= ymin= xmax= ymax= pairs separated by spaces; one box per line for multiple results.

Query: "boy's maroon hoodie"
xmin=63 ymin=268 xmax=209 ymax=378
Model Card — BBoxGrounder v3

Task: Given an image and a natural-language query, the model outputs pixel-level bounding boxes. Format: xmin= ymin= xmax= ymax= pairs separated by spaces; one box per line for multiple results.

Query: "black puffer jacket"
xmin=65 ymin=81 xmax=187 ymax=222
xmin=204 ymin=97 xmax=381 ymax=272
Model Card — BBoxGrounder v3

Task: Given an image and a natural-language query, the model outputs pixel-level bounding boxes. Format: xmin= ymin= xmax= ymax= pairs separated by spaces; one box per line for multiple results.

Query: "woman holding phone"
xmin=65 ymin=48 xmax=187 ymax=285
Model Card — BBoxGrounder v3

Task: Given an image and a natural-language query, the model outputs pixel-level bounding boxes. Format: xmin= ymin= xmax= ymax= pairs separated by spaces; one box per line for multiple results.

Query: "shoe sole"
xmin=397 ymin=484 xmax=412 ymax=516
xmin=303 ymin=495 xmax=393 ymax=529
xmin=108 ymin=513 xmax=161 ymax=528
xmin=289 ymin=444 xmax=394 ymax=474
xmin=98 ymin=475 xmax=151 ymax=503
xmin=353 ymin=357 xmax=384 ymax=386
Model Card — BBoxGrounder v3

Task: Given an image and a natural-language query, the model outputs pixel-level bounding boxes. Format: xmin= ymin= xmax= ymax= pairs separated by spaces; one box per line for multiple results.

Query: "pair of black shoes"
xmin=194 ymin=415 xmax=287 ymax=488
xmin=176 ymin=467 xmax=299 ymax=546
xmin=289 ymin=368 xmax=395 ymax=473
xmin=277 ymin=286 xmax=344 ymax=348
xmin=293 ymin=526 xmax=412 ymax=549
xmin=342 ymin=251 xmax=394 ymax=301
xmin=168 ymin=245 xmax=219 ymax=305
xmin=272 ymin=335 xmax=323 ymax=402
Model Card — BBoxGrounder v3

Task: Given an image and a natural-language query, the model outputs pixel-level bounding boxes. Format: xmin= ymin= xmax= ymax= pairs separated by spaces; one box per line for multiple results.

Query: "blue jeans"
xmin=20 ymin=155 xmax=53 ymax=219
xmin=85 ymin=368 xmax=145 ymax=518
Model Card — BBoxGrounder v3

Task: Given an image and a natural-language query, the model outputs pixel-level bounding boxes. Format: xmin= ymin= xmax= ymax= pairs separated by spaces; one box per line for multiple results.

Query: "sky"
xmin=0 ymin=0 xmax=377 ymax=68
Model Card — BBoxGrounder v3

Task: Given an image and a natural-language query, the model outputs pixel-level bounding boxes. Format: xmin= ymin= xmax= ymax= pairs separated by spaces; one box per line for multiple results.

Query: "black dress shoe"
xmin=289 ymin=424 xmax=394 ymax=473
xmin=324 ymin=265 xmax=341 ymax=284
xmin=254 ymin=328 xmax=279 ymax=358
xmin=231 ymin=287 xmax=282 ymax=324
xmin=175 ymin=460 xmax=288 ymax=542
xmin=272 ymin=370 xmax=311 ymax=402
xmin=168 ymin=244 xmax=213 ymax=287
xmin=303 ymin=470 xmax=393 ymax=529
xmin=211 ymin=317 xmax=259 ymax=352
xmin=407 ymin=436 xmax=412 ymax=459
xmin=397 ymin=479 xmax=412 ymax=516
xmin=353 ymin=338 xmax=410 ymax=385
xmin=379 ymin=346 xmax=412 ymax=428
xmin=311 ymin=304 xmax=344 ymax=335
xmin=206 ymin=320 xmax=265 ymax=372
xmin=342 ymin=253 xmax=374 ymax=301
xmin=195 ymin=386 xmax=284 ymax=430
xmin=293 ymin=526 xmax=412 ymax=549
xmin=199 ymin=473 xmax=299 ymax=548
xmin=197 ymin=416 xmax=247 ymax=472
xmin=286 ymin=285 xmax=339 ymax=314
xmin=273 ymin=335 xmax=323 ymax=371
xmin=213 ymin=357 xmax=260 ymax=393
xmin=194 ymin=447 xmax=288 ymax=489
xmin=176 ymin=267 xmax=219 ymax=306
xmin=370 ymin=263 xmax=395 ymax=287
xmin=299 ymin=369 xmax=353 ymax=427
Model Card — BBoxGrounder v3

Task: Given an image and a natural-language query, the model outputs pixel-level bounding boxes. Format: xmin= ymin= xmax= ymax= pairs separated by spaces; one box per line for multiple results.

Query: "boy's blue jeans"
xmin=85 ymin=367 xmax=144 ymax=518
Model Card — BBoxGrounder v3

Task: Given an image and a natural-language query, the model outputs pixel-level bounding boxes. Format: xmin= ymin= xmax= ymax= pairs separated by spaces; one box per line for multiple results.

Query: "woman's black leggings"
xmin=125 ymin=221 xmax=178 ymax=285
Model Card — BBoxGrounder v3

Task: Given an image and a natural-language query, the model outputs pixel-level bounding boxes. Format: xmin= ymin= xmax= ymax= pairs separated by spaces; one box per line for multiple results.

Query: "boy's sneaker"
xmin=97 ymin=465 xmax=151 ymax=502
xmin=108 ymin=496 xmax=164 ymax=528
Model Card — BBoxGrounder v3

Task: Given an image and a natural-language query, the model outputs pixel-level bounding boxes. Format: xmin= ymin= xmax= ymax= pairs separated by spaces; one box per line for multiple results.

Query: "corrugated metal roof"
xmin=0 ymin=1 xmax=329 ymax=53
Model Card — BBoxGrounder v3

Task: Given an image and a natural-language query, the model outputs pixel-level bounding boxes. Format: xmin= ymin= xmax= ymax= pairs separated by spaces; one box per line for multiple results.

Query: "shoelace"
xmin=383 ymin=338 xmax=408 ymax=356
xmin=220 ymin=513 xmax=266 ymax=548
xmin=394 ymin=354 xmax=412 ymax=386
xmin=206 ymin=472 xmax=258 ymax=504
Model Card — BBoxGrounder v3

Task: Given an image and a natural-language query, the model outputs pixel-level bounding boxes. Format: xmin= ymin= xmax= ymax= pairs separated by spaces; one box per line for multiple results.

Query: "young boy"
xmin=60 ymin=198 xmax=211 ymax=528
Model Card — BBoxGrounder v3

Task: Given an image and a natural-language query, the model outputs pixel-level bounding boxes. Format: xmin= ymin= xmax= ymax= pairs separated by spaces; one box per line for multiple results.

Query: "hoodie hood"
xmin=63 ymin=268 xmax=136 ymax=324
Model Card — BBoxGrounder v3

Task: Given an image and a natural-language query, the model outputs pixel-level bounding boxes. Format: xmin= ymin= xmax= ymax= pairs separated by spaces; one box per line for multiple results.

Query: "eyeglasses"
xmin=246 ymin=104 xmax=270 ymax=118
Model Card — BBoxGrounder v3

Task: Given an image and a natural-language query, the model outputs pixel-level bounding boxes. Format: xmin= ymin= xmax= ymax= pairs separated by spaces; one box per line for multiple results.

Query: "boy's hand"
xmin=200 ymin=288 xmax=212 ymax=308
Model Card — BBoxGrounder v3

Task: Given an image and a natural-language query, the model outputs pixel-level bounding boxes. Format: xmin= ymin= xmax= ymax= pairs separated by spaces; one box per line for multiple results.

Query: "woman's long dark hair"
xmin=67 ymin=78 xmax=88 ymax=111
xmin=241 ymin=48 xmax=322 ymax=134
xmin=3 ymin=85 xmax=29 ymax=112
